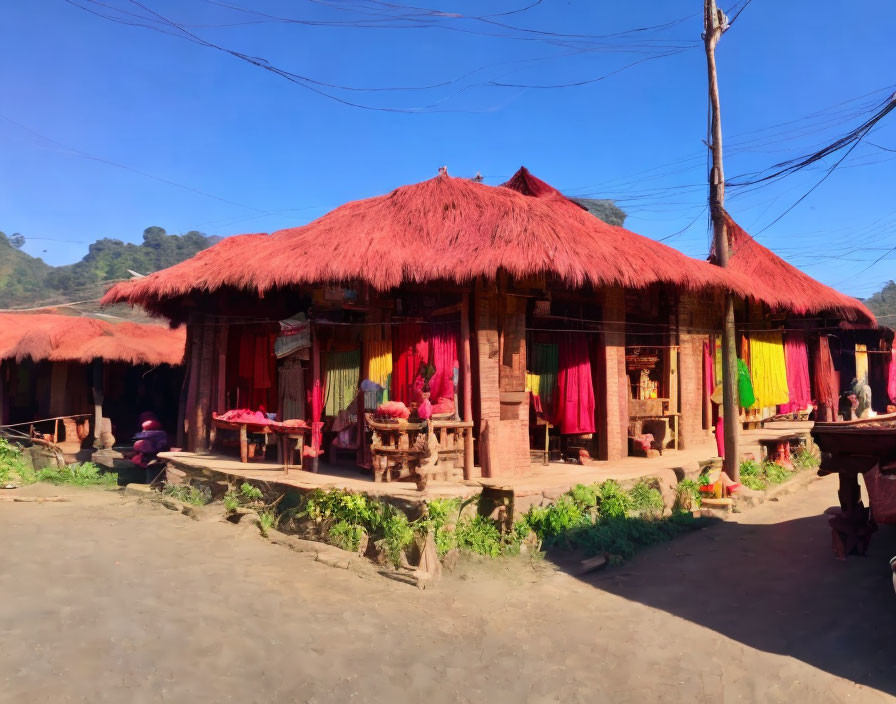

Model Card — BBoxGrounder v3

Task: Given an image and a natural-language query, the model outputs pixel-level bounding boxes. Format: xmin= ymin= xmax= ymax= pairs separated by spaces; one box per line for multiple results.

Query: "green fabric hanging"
xmin=325 ymin=350 xmax=361 ymax=416
xmin=737 ymin=359 xmax=756 ymax=408
xmin=531 ymin=343 xmax=559 ymax=406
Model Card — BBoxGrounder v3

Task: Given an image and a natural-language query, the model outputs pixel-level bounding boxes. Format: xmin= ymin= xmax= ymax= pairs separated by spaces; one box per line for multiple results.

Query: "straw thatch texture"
xmin=0 ymin=313 xmax=185 ymax=365
xmin=102 ymin=170 xmax=749 ymax=310
xmin=715 ymin=212 xmax=875 ymax=324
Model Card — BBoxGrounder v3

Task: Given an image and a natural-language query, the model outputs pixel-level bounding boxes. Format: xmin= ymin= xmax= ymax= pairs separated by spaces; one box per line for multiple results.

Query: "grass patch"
xmin=36 ymin=462 xmax=116 ymax=487
xmin=162 ymin=483 xmax=211 ymax=506
xmin=738 ymin=457 xmax=802 ymax=491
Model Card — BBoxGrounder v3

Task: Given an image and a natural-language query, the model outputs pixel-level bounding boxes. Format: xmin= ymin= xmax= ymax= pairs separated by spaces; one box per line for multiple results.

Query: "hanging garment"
xmin=278 ymin=356 xmax=305 ymax=421
xmin=868 ymin=344 xmax=890 ymax=414
xmin=392 ymin=323 xmax=428 ymax=406
xmin=778 ymin=332 xmax=811 ymax=414
xmin=324 ymin=350 xmax=360 ymax=416
xmin=363 ymin=325 xmax=392 ymax=390
xmin=889 ymin=347 xmax=896 ymax=405
xmin=813 ymin=336 xmax=839 ymax=422
xmin=428 ymin=323 xmax=459 ymax=403
xmin=749 ymin=332 xmax=790 ymax=409
xmin=855 ymin=343 xmax=869 ymax=383
xmin=737 ymin=359 xmax=756 ymax=408
xmin=530 ymin=342 xmax=559 ymax=410
xmin=553 ymin=335 xmax=595 ymax=435
xmin=305 ymin=378 xmax=324 ymax=458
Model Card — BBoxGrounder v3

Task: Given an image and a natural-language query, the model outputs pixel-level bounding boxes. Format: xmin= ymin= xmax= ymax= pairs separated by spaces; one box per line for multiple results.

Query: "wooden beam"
xmin=91 ymin=359 xmax=104 ymax=449
xmin=461 ymin=292 xmax=474 ymax=479
xmin=176 ymin=324 xmax=193 ymax=449
xmin=194 ymin=316 xmax=216 ymax=453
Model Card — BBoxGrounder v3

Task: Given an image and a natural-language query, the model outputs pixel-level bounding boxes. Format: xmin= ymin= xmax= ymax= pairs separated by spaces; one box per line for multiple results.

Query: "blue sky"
xmin=1 ymin=0 xmax=894 ymax=299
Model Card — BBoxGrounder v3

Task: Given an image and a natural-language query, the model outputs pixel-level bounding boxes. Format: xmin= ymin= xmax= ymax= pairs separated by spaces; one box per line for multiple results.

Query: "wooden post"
xmin=194 ymin=317 xmax=215 ymax=454
xmin=0 ymin=361 xmax=6 ymax=427
xmin=704 ymin=0 xmax=739 ymax=481
xmin=185 ymin=315 xmax=202 ymax=452
xmin=461 ymin=291 xmax=474 ymax=479
xmin=176 ymin=324 xmax=193 ymax=450
xmin=91 ymin=359 xmax=104 ymax=448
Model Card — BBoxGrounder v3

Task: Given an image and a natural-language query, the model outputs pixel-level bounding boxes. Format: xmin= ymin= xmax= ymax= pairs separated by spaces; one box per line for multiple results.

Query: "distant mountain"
xmin=863 ymin=281 xmax=896 ymax=322
xmin=0 ymin=227 xmax=221 ymax=310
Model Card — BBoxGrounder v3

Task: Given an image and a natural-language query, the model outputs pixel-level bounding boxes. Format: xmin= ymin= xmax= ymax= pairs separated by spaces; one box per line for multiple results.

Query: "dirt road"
xmin=1 ymin=475 xmax=894 ymax=703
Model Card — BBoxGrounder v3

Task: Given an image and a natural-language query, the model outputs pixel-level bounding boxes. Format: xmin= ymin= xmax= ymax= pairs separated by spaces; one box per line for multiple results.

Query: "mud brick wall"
xmin=601 ymin=287 xmax=628 ymax=461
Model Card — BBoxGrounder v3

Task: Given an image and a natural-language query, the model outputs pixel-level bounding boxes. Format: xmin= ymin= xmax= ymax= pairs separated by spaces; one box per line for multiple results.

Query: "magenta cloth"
xmin=553 ymin=335 xmax=595 ymax=435
xmin=428 ymin=323 xmax=459 ymax=402
xmin=779 ymin=332 xmax=811 ymax=414
xmin=704 ymin=339 xmax=715 ymax=400
xmin=305 ymin=380 xmax=324 ymax=457
xmin=888 ymin=348 xmax=896 ymax=404
xmin=715 ymin=416 xmax=724 ymax=457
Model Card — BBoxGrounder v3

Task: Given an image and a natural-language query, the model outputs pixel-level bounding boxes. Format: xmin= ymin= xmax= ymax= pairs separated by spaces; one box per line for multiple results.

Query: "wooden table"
xmin=211 ymin=418 xmax=309 ymax=471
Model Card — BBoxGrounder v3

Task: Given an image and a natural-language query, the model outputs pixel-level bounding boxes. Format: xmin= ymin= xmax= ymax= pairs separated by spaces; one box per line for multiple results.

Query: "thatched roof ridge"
xmin=102 ymin=168 xmax=749 ymax=311
xmin=0 ymin=313 xmax=185 ymax=365
xmin=713 ymin=211 xmax=875 ymax=324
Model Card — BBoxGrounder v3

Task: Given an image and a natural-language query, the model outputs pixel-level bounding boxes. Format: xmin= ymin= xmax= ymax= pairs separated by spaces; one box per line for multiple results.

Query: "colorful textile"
xmin=392 ymin=323 xmax=428 ymax=406
xmin=553 ymin=335 xmax=595 ymax=435
xmin=779 ymin=332 xmax=811 ymax=413
xmin=278 ymin=356 xmax=305 ymax=421
xmin=813 ymin=336 xmax=839 ymax=422
xmin=530 ymin=342 xmax=559 ymax=409
xmin=737 ymin=359 xmax=756 ymax=408
xmin=428 ymin=323 xmax=459 ymax=403
xmin=324 ymin=350 xmax=360 ymax=416
xmin=363 ymin=325 xmax=392 ymax=390
xmin=748 ymin=332 xmax=790 ymax=408
xmin=855 ymin=343 xmax=869 ymax=383
xmin=889 ymin=347 xmax=896 ymax=405
xmin=305 ymin=379 xmax=324 ymax=458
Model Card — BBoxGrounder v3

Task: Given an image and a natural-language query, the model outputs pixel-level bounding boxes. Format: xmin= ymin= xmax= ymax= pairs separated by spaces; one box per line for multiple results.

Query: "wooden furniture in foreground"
xmin=629 ymin=399 xmax=680 ymax=454
xmin=812 ymin=414 xmax=896 ymax=559
xmin=211 ymin=418 xmax=309 ymax=471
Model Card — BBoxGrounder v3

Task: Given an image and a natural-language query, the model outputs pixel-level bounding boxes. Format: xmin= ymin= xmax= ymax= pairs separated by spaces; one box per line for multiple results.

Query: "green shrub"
xmin=223 ymin=492 xmax=241 ymax=513
xmin=455 ymin=515 xmax=505 ymax=558
xmin=0 ymin=439 xmax=36 ymax=484
xmin=37 ymin=462 xmax=116 ymax=487
xmin=257 ymin=509 xmax=278 ymax=537
xmin=379 ymin=509 xmax=415 ymax=566
xmin=239 ymin=482 xmax=264 ymax=503
xmin=597 ymin=480 xmax=632 ymax=519
xmin=163 ymin=484 xmax=211 ymax=506
xmin=792 ymin=448 xmax=820 ymax=471
xmin=628 ymin=480 xmax=665 ymax=518
xmin=329 ymin=520 xmax=365 ymax=553
xmin=674 ymin=479 xmax=701 ymax=512
xmin=763 ymin=461 xmax=792 ymax=485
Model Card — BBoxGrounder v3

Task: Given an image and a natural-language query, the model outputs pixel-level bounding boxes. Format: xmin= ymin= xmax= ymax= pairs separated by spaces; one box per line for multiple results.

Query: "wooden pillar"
xmin=91 ymin=359 xmax=104 ymax=448
xmin=461 ymin=292 xmax=474 ymax=479
xmin=176 ymin=324 xmax=194 ymax=449
xmin=185 ymin=315 xmax=202 ymax=452
xmin=194 ymin=317 xmax=215 ymax=454
xmin=600 ymin=288 xmax=628 ymax=461
xmin=208 ymin=322 xmax=229 ymax=452
xmin=474 ymin=280 xmax=501 ymax=477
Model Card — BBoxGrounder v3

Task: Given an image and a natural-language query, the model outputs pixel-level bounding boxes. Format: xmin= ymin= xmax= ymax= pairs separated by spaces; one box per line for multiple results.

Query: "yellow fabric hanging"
xmin=855 ymin=343 xmax=868 ymax=383
xmin=525 ymin=372 xmax=541 ymax=395
xmin=749 ymin=332 xmax=789 ymax=408
xmin=363 ymin=325 xmax=392 ymax=388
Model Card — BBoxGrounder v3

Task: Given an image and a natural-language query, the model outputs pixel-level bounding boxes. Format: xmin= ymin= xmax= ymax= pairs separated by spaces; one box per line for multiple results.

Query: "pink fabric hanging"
xmin=305 ymin=379 xmax=324 ymax=458
xmin=428 ymin=323 xmax=459 ymax=403
xmin=888 ymin=347 xmax=896 ymax=405
xmin=553 ymin=335 xmax=595 ymax=435
xmin=813 ymin=335 xmax=838 ymax=421
xmin=779 ymin=332 xmax=811 ymax=414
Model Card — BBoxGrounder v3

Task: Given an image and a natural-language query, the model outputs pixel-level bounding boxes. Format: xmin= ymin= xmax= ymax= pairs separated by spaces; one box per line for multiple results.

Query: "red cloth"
xmin=428 ymin=323 xmax=459 ymax=402
xmin=305 ymin=379 xmax=325 ymax=457
xmin=779 ymin=332 xmax=811 ymax=414
xmin=392 ymin=323 xmax=428 ymax=405
xmin=888 ymin=347 xmax=896 ymax=405
xmin=715 ymin=416 xmax=724 ymax=458
xmin=553 ymin=335 xmax=595 ymax=435
xmin=813 ymin=335 xmax=839 ymax=415
xmin=864 ymin=466 xmax=896 ymax=524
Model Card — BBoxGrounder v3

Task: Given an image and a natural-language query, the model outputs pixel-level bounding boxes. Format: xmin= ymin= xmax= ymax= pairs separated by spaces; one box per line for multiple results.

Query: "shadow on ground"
xmin=559 ymin=509 xmax=896 ymax=696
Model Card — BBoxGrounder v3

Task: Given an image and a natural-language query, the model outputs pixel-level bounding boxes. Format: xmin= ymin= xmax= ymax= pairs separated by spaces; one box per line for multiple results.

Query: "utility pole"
xmin=704 ymin=0 xmax=739 ymax=481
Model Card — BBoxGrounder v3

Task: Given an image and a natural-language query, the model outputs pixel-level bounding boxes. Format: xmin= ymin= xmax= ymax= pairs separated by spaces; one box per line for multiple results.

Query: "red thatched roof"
xmin=713 ymin=212 xmax=875 ymax=324
xmin=102 ymin=168 xmax=750 ymax=312
xmin=0 ymin=313 xmax=185 ymax=365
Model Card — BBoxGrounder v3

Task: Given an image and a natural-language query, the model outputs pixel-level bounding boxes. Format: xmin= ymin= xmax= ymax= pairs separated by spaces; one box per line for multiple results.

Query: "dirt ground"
xmin=1 ymin=474 xmax=894 ymax=704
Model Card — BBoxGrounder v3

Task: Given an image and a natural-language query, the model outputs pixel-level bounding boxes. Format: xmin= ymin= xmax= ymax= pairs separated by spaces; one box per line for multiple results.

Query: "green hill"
xmin=863 ymin=281 xmax=896 ymax=322
xmin=0 ymin=227 xmax=219 ymax=309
